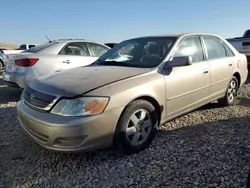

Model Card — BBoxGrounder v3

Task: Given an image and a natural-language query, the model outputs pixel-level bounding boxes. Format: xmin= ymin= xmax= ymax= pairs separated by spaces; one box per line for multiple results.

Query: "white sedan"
xmin=3 ymin=39 xmax=110 ymax=88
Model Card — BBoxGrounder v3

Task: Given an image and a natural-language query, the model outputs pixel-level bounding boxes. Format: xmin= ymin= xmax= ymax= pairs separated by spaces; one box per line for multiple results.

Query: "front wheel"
xmin=114 ymin=100 xmax=158 ymax=154
xmin=0 ymin=60 xmax=3 ymax=70
xmin=218 ymin=76 xmax=238 ymax=106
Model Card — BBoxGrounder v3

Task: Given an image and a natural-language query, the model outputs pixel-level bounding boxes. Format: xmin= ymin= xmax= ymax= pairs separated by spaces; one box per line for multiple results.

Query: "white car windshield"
xmin=96 ymin=37 xmax=177 ymax=68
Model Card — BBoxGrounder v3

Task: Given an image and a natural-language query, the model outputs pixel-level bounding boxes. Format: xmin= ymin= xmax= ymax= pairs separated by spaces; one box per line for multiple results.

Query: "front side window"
xmin=203 ymin=36 xmax=227 ymax=60
xmin=88 ymin=43 xmax=109 ymax=57
xmin=173 ymin=36 xmax=204 ymax=63
xmin=95 ymin=37 xmax=177 ymax=68
xmin=59 ymin=42 xmax=90 ymax=56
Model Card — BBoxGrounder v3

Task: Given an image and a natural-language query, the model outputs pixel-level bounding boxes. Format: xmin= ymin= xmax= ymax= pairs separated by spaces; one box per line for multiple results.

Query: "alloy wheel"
xmin=227 ymin=79 xmax=237 ymax=102
xmin=125 ymin=109 xmax=152 ymax=146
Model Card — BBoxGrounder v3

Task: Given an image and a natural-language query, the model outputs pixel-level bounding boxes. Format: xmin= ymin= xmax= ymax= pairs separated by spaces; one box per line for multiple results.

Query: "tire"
xmin=114 ymin=100 xmax=158 ymax=154
xmin=218 ymin=76 xmax=239 ymax=106
xmin=247 ymin=168 xmax=250 ymax=188
xmin=0 ymin=60 xmax=3 ymax=70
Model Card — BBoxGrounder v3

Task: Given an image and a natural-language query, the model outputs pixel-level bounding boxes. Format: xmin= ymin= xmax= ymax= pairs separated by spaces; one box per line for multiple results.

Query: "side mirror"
xmin=164 ymin=56 xmax=192 ymax=69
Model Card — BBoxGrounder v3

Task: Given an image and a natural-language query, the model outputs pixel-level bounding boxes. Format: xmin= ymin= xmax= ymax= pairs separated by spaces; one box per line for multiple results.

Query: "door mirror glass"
xmin=164 ymin=56 xmax=192 ymax=69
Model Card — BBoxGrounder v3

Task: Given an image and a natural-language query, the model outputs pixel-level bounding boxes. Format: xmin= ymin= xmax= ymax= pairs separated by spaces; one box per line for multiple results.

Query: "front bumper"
xmin=17 ymin=100 xmax=124 ymax=152
xmin=3 ymin=71 xmax=27 ymax=88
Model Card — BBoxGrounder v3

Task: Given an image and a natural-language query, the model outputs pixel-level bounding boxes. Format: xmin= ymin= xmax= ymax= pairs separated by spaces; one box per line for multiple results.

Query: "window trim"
xmin=171 ymin=35 xmax=206 ymax=63
xmin=58 ymin=42 xmax=91 ymax=56
xmin=86 ymin=42 xmax=110 ymax=57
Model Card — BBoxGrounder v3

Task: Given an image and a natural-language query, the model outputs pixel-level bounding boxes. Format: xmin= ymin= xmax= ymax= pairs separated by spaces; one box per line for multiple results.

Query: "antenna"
xmin=45 ymin=34 xmax=52 ymax=42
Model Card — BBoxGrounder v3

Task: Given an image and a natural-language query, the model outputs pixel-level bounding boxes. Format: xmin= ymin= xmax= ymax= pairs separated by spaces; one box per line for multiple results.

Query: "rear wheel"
xmin=114 ymin=100 xmax=158 ymax=154
xmin=218 ymin=76 xmax=238 ymax=106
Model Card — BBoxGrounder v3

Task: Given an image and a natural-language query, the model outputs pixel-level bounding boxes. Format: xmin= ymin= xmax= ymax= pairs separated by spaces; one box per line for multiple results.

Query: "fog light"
xmin=54 ymin=136 xmax=87 ymax=147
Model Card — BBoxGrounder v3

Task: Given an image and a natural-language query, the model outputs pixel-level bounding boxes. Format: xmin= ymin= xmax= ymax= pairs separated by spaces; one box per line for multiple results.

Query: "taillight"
xmin=15 ymin=58 xmax=39 ymax=67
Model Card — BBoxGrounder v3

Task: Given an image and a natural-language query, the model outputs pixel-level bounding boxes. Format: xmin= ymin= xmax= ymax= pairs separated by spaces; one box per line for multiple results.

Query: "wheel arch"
xmin=119 ymin=95 xmax=163 ymax=126
xmin=0 ymin=59 xmax=4 ymax=69
xmin=233 ymin=72 xmax=241 ymax=86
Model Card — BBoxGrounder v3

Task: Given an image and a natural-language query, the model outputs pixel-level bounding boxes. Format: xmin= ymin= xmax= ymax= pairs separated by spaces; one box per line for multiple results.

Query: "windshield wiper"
xmin=95 ymin=60 xmax=130 ymax=67
xmin=104 ymin=61 xmax=130 ymax=66
xmin=93 ymin=59 xmax=140 ymax=67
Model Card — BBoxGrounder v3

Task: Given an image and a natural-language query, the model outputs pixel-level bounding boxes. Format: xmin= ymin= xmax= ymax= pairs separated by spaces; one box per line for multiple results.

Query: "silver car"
xmin=3 ymin=39 xmax=110 ymax=88
xmin=17 ymin=33 xmax=248 ymax=154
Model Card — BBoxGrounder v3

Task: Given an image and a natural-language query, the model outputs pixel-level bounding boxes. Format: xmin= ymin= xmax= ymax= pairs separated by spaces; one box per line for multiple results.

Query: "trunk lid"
xmin=4 ymin=53 xmax=35 ymax=73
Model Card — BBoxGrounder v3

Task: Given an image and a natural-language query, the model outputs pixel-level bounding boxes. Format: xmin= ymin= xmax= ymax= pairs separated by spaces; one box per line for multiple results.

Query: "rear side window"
xmin=173 ymin=36 xmax=204 ymax=63
xmin=59 ymin=42 xmax=90 ymax=56
xmin=222 ymin=41 xmax=235 ymax=57
xmin=23 ymin=42 xmax=57 ymax=53
xmin=88 ymin=43 xmax=109 ymax=57
xmin=203 ymin=36 xmax=227 ymax=60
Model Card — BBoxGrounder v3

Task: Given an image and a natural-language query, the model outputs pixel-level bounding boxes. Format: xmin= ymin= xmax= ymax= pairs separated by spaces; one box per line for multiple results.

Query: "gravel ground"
xmin=0 ymin=73 xmax=250 ymax=188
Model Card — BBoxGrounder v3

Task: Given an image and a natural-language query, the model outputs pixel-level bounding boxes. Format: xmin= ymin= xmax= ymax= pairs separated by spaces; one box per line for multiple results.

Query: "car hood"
xmin=29 ymin=66 xmax=152 ymax=97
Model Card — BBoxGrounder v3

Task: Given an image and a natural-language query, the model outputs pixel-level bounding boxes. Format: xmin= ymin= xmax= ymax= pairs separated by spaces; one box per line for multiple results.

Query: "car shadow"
xmin=0 ymin=76 xmax=22 ymax=103
xmin=197 ymin=102 xmax=222 ymax=111
xmin=238 ymin=98 xmax=250 ymax=107
xmin=245 ymin=71 xmax=250 ymax=84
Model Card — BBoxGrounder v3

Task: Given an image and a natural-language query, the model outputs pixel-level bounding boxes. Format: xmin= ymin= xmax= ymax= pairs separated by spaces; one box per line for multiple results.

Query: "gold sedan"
xmin=17 ymin=33 xmax=248 ymax=154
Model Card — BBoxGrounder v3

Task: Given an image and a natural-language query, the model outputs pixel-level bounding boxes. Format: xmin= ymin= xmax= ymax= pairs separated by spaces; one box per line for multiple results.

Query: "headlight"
xmin=51 ymin=97 xmax=109 ymax=116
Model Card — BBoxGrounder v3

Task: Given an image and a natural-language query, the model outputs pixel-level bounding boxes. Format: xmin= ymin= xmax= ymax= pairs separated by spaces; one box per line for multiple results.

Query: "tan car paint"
xmin=17 ymin=33 xmax=248 ymax=152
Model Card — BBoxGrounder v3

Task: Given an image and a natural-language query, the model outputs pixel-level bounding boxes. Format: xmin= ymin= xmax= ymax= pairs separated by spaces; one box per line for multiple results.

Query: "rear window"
xmin=22 ymin=42 xmax=57 ymax=53
xmin=28 ymin=45 xmax=36 ymax=49
xmin=244 ymin=30 xmax=250 ymax=38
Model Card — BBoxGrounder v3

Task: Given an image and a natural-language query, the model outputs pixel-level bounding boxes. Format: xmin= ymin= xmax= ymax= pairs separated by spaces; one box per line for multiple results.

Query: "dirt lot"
xmin=0 ymin=43 xmax=18 ymax=50
xmin=0 ymin=73 xmax=250 ymax=188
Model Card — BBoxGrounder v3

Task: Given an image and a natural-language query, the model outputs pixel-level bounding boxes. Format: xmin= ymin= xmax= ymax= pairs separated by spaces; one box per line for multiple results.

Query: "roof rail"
xmin=57 ymin=38 xmax=86 ymax=41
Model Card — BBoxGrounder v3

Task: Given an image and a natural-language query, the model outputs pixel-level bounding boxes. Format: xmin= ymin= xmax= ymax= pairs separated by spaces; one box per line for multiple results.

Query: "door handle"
xmin=202 ymin=69 xmax=209 ymax=74
xmin=228 ymin=62 xmax=233 ymax=66
xmin=63 ymin=60 xmax=71 ymax=64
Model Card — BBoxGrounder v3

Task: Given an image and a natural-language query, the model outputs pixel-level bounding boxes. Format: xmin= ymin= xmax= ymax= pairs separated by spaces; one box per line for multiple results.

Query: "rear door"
xmin=201 ymin=35 xmax=234 ymax=98
xmin=58 ymin=42 xmax=97 ymax=70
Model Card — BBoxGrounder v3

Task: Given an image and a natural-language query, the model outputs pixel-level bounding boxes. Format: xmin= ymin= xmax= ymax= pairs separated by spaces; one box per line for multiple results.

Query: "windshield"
xmin=95 ymin=37 xmax=176 ymax=68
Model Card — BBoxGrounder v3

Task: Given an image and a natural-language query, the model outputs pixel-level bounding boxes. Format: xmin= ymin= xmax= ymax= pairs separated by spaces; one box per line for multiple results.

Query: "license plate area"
xmin=6 ymin=62 xmax=15 ymax=72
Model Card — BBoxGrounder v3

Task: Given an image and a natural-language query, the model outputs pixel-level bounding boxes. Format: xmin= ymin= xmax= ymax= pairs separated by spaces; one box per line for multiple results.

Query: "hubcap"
xmin=126 ymin=109 xmax=152 ymax=146
xmin=227 ymin=79 xmax=237 ymax=102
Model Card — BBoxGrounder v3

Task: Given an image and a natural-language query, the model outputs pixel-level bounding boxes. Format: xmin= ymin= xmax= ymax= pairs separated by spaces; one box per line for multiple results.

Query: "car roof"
xmin=129 ymin=33 xmax=223 ymax=40
xmin=52 ymin=39 xmax=109 ymax=46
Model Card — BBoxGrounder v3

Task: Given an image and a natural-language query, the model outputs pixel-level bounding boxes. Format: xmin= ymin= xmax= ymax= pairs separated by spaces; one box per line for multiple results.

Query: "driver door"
xmin=163 ymin=36 xmax=211 ymax=119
